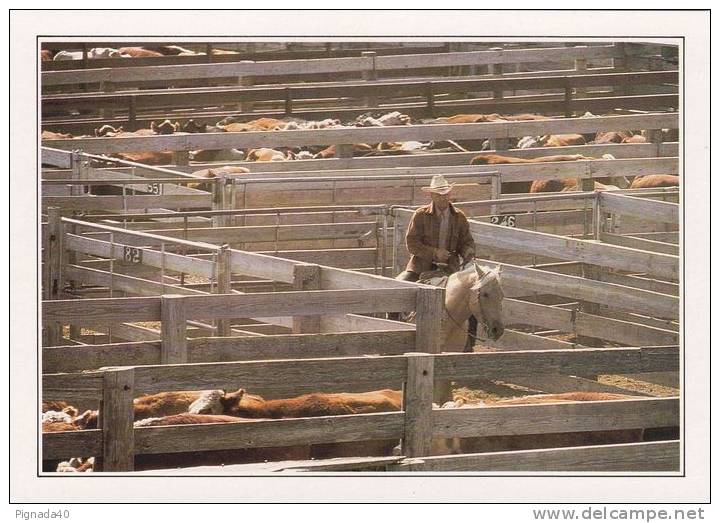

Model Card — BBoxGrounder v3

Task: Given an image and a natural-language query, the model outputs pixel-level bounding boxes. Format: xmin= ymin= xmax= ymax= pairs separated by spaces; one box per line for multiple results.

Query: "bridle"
xmin=444 ymin=268 xmax=499 ymax=342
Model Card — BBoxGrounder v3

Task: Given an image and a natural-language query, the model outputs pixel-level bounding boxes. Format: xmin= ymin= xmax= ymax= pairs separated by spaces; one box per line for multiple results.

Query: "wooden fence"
xmin=41 ymin=342 xmax=679 ymax=472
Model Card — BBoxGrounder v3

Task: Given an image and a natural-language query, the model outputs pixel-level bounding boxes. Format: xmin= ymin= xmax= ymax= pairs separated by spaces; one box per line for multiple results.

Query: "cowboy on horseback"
xmin=395 ymin=174 xmax=479 ymax=350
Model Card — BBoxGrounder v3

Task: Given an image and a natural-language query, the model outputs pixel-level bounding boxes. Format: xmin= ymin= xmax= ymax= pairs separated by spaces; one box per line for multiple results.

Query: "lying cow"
xmin=629 ymin=175 xmax=679 ymax=189
xmin=118 ymin=47 xmax=165 ymax=58
xmin=438 ymin=391 xmax=678 ymax=455
xmin=188 ymin=166 xmax=250 ymax=190
xmin=52 ymin=48 xmax=128 ymax=61
xmin=245 ymin=148 xmax=287 ymax=162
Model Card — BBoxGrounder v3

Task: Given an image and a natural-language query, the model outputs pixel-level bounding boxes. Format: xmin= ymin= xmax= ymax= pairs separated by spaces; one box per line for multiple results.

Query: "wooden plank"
xmin=42 ymin=194 xmax=212 ymax=211
xmin=402 ymin=354 xmax=435 ymax=457
xmin=161 ymin=295 xmax=188 ymax=364
xmin=172 ymin=142 xmax=677 ymax=173
xmin=600 ymin=232 xmax=679 ymax=256
xmin=132 ymin=355 xmax=408 ymax=396
xmin=43 ymin=296 xmax=161 ymax=323
xmin=41 ymin=45 xmax=624 ymax=86
xmin=42 ymin=114 xmax=678 ymax=153
xmin=179 ymin=288 xmax=416 ymax=320
xmin=134 ymin=412 xmax=404 ymax=454
xmin=319 ymin=266 xmax=419 ymax=290
xmin=414 ymin=287 xmax=445 ymax=354
xmin=100 ymin=368 xmax=135 ymax=471
xmin=390 ymin=441 xmax=680 ymax=471
xmin=466 ymin=219 xmax=678 ymax=281
xmin=42 ymin=430 xmax=103 ymax=461
xmin=43 ymin=341 xmax=161 ymax=373
xmin=42 ymin=372 xmax=104 ymax=403
xmin=484 ymin=329 xmax=583 ymax=351
xmin=434 ymin=346 xmax=679 ymax=381
xmin=187 ymin=330 xmax=416 ymax=362
xmin=503 ymin=299 xmax=678 ymax=346
xmin=478 ymin=259 xmax=679 ymax=319
xmin=320 ymin=314 xmax=416 ymax=333
xmin=229 ymin=250 xmax=298 ymax=283
xmin=600 ymin=192 xmax=679 ymax=224
xmin=65 ymin=234 xmax=216 ymax=278
xmin=432 ymin=397 xmax=679 ymax=438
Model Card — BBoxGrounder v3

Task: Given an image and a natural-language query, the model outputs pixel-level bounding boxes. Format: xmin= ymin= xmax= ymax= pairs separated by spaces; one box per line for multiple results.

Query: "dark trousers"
xmin=392 ymin=270 xmax=478 ymax=351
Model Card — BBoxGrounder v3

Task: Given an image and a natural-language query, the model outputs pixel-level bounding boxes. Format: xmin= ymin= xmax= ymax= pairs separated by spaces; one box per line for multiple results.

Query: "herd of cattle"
xmin=42 ymin=110 xmax=679 ymax=192
xmin=41 ymin=45 xmax=240 ymax=61
xmin=42 ymin=388 xmax=678 ymax=472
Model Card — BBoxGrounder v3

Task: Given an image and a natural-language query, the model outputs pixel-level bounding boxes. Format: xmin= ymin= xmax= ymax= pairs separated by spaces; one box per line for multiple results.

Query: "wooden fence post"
xmin=215 ymin=244 xmax=232 ymax=337
xmin=99 ymin=367 xmax=135 ymax=472
xmin=100 ymin=81 xmax=115 ymax=119
xmin=488 ymin=48 xmax=509 ymax=151
xmin=212 ymin=175 xmax=229 ymax=227
xmin=44 ymin=207 xmax=63 ymax=346
xmin=574 ymin=47 xmax=588 ymax=102
xmin=613 ymin=42 xmax=629 ymax=96
xmin=292 ymin=264 xmax=321 ymax=334
xmin=402 ymin=353 xmax=434 ymax=458
xmin=414 ymin=286 xmax=448 ymax=404
xmin=335 ymin=144 xmax=353 ymax=159
xmin=238 ymin=61 xmax=255 ymax=113
xmin=362 ymin=51 xmax=378 ymax=109
xmin=161 ymin=294 xmax=187 ymax=364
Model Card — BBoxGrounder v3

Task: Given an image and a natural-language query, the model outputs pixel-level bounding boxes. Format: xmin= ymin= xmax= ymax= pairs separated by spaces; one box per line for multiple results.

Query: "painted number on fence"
xmin=123 ymin=246 xmax=143 ymax=264
xmin=490 ymin=215 xmax=517 ymax=227
xmin=146 ymin=183 xmax=161 ymax=195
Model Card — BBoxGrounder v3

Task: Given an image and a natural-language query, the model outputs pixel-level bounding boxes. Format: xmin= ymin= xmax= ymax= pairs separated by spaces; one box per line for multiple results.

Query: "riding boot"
xmin=465 ymin=315 xmax=478 ymax=352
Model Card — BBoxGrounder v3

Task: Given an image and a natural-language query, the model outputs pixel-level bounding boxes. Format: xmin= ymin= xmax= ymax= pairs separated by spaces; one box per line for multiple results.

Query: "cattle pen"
xmin=39 ymin=40 xmax=681 ymax=474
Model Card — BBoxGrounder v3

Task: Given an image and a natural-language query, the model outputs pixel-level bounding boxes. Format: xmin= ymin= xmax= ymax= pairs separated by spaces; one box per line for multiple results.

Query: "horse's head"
xmin=469 ymin=262 xmax=505 ymax=340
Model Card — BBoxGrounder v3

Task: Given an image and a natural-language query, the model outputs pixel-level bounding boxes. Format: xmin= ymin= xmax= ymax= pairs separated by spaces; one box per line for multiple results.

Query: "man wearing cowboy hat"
xmin=397 ymin=174 xmax=476 ymax=282
xmin=395 ymin=174 xmax=478 ymax=350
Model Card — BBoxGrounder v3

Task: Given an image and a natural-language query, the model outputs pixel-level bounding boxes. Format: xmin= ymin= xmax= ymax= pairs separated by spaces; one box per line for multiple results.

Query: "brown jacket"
xmin=405 ymin=201 xmax=475 ymax=274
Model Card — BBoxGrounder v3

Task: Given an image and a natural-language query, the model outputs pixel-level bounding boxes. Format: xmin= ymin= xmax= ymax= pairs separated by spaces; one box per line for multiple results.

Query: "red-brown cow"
xmin=629 ymin=175 xmax=679 ymax=189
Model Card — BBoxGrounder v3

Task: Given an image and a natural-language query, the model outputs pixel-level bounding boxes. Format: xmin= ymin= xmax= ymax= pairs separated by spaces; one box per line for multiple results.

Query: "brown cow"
xmin=538 ymin=134 xmax=586 ymax=147
xmin=629 ymin=175 xmax=679 ymax=189
xmin=150 ymin=119 xmax=180 ymax=135
xmin=470 ymin=153 xmax=590 ymax=165
xmin=445 ymin=392 xmax=676 ymax=455
xmin=118 ymin=47 xmax=164 ymax=58
xmin=114 ymin=152 xmax=174 ymax=165
xmin=188 ymin=166 xmax=250 ymax=190
xmin=245 ymin=148 xmax=287 ymax=162
xmin=210 ymin=389 xmax=403 ymax=418
xmin=313 ymin=143 xmax=375 ymax=159
xmin=41 ymin=130 xmax=73 ymax=140
xmin=40 ymin=50 xmax=54 ymax=61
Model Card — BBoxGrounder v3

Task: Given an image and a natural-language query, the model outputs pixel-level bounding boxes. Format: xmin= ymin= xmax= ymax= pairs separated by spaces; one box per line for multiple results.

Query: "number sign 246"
xmin=490 ymin=215 xmax=517 ymax=227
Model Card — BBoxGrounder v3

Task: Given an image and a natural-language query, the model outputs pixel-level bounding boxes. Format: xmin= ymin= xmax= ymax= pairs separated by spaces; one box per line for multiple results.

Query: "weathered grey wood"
xmin=465 ymin=218 xmax=678 ymax=281
xmin=504 ymin=299 xmax=678 ymax=346
xmin=389 ymin=441 xmax=680 ymax=471
xmin=600 ymin=192 xmax=679 ymax=224
xmin=42 ymin=430 xmax=103 ymax=461
xmin=169 ymin=142 xmax=678 ymax=173
xmin=42 ymin=114 xmax=678 ymax=153
xmin=320 ymin=313 xmax=415 ymax=333
xmin=229 ymin=249 xmax=298 ymax=283
xmin=43 ymin=296 xmax=161 ymax=323
xmin=483 ymin=329 xmax=584 ymax=351
xmin=434 ymin=346 xmax=679 ymax=381
xmin=132 ymin=355 xmax=408 ymax=396
xmin=42 ymin=45 xmax=624 ymax=86
xmin=43 ymin=194 xmax=212 ymax=211
xmin=42 ymin=372 xmax=104 ymax=403
xmin=187 ymin=330 xmax=415 ymax=362
xmin=476 ymin=259 xmax=679 ymax=319
xmin=134 ymin=412 xmax=404 ymax=454
xmin=432 ymin=397 xmax=678 ymax=438
xmin=161 ymin=295 xmax=188 ymax=364
xmin=320 ymin=266 xmax=417 ymax=290
xmin=414 ymin=287 xmax=444 ymax=354
xmin=215 ymin=245 xmax=232 ymax=337
xmin=43 ymin=341 xmax=161 ymax=373
xmin=600 ymin=232 xmax=679 ymax=255
xmin=292 ymin=264 xmax=321 ymax=334
xmin=402 ymin=354 xmax=435 ymax=457
xmin=597 ymin=270 xmax=679 ymax=296
xmin=100 ymin=368 xmax=135 ymax=472
xmin=64 ymin=233 xmax=216 ymax=278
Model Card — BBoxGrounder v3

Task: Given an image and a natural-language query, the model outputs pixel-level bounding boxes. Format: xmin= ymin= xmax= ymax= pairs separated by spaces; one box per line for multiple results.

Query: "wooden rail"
xmin=41 ymin=348 xmax=679 ymax=471
xmin=42 ymin=45 xmax=625 ymax=87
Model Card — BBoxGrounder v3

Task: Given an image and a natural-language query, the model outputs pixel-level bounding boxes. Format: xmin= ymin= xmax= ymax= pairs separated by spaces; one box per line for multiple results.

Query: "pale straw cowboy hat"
xmin=421 ymin=174 xmax=455 ymax=195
